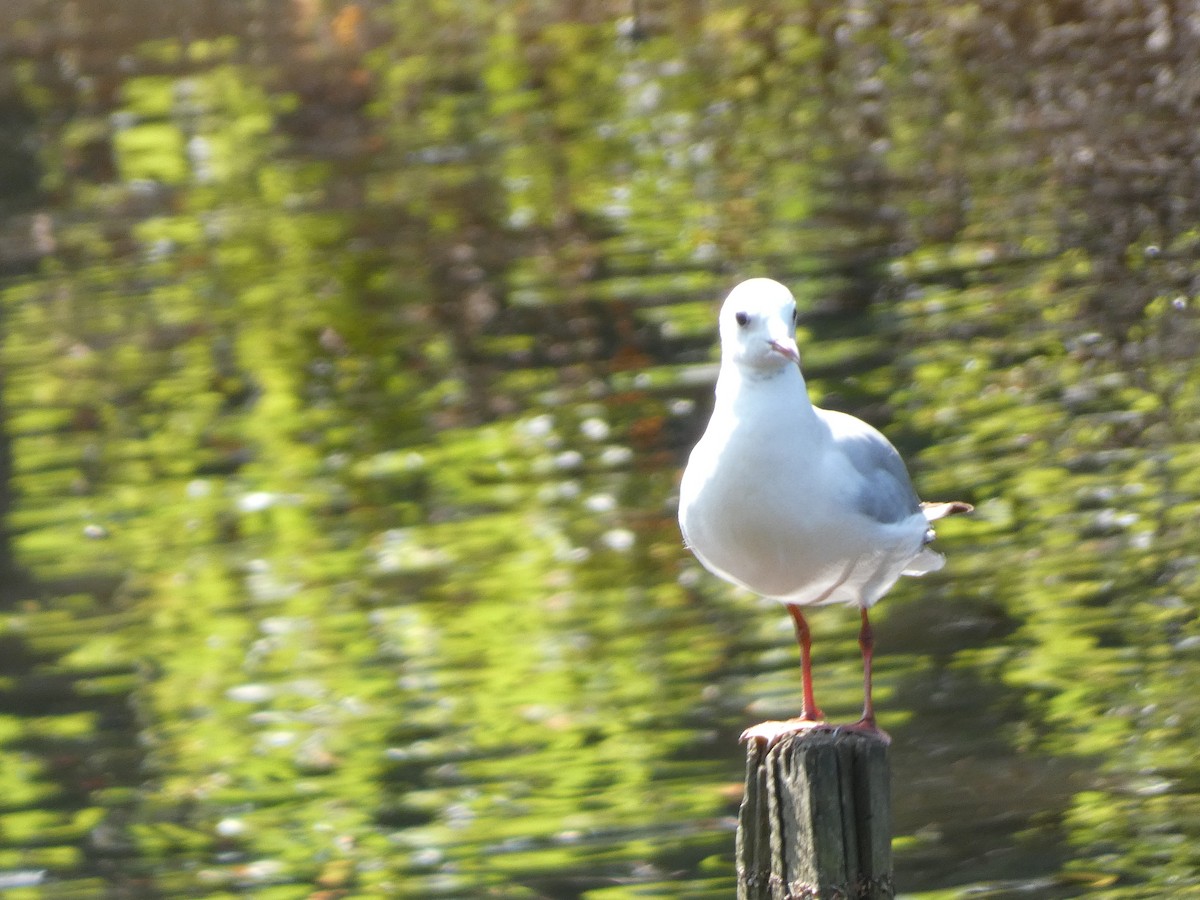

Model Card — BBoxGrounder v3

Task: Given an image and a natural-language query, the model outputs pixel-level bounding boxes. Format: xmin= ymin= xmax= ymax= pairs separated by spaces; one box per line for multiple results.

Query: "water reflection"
xmin=1 ymin=2 xmax=1199 ymax=897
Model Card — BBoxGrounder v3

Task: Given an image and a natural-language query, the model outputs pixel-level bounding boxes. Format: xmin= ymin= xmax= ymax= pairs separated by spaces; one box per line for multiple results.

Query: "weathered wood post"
xmin=736 ymin=729 xmax=893 ymax=899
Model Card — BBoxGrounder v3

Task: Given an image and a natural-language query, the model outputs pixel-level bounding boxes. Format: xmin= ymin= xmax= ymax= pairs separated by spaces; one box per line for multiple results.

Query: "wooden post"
xmin=736 ymin=729 xmax=893 ymax=899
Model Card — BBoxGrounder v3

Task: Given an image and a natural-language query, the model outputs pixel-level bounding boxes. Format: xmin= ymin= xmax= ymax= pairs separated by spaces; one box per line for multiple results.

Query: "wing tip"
xmin=921 ymin=500 xmax=974 ymax=521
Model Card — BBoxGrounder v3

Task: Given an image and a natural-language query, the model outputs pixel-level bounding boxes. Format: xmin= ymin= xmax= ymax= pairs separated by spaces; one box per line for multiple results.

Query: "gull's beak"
xmin=768 ymin=337 xmax=800 ymax=364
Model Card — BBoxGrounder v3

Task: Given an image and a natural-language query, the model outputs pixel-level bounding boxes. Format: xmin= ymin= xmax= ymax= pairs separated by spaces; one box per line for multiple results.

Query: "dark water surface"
xmin=1 ymin=2 xmax=1199 ymax=897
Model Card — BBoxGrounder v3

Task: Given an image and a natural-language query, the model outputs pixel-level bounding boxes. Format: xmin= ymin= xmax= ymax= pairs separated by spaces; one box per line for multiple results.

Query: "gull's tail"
xmin=904 ymin=501 xmax=974 ymax=576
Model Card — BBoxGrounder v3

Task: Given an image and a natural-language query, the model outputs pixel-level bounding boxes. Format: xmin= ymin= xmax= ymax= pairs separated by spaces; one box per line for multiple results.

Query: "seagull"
xmin=678 ymin=278 xmax=971 ymax=745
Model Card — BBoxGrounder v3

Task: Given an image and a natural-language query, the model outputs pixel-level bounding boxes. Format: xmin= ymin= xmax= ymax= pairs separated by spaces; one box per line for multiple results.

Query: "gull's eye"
xmin=791 ymin=307 xmax=798 ymax=325
xmin=735 ymin=311 xmax=750 ymax=327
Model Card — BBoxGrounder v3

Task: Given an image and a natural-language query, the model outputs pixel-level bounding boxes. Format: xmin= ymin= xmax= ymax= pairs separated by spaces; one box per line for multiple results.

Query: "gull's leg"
xmin=788 ymin=604 xmax=824 ymax=722
xmin=858 ymin=606 xmax=876 ymax=726
xmin=837 ymin=606 xmax=890 ymax=743
xmin=740 ymin=604 xmax=827 ymax=746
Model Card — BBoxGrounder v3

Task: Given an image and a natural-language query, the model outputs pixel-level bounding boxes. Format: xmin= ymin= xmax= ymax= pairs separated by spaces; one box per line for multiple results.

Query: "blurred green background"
xmin=0 ymin=1 xmax=1198 ymax=897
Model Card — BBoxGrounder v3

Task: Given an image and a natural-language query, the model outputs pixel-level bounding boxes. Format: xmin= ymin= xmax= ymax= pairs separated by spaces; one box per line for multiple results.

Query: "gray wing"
xmin=820 ymin=409 xmax=922 ymax=525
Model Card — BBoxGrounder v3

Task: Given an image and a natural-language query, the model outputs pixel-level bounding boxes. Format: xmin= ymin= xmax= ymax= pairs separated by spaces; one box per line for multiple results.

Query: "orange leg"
xmin=842 ymin=606 xmax=888 ymax=741
xmin=787 ymin=605 xmax=824 ymax=722
xmin=858 ymin=607 xmax=876 ymax=727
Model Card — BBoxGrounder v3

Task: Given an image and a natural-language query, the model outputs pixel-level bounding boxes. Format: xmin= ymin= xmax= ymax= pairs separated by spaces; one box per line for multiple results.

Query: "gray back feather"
xmin=823 ymin=410 xmax=922 ymax=524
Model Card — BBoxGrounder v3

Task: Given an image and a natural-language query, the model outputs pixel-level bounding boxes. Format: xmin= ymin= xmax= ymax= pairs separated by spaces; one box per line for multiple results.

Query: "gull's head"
xmin=717 ymin=278 xmax=801 ymax=374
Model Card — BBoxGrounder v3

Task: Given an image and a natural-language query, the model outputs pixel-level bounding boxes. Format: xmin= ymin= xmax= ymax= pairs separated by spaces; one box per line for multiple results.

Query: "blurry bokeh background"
xmin=1 ymin=1 xmax=1199 ymax=897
